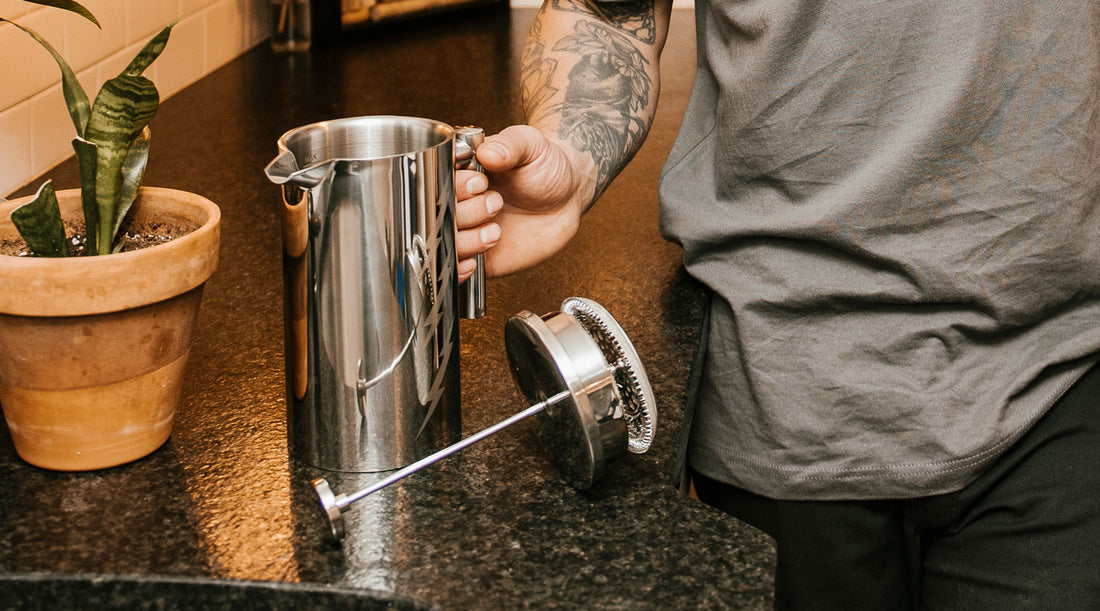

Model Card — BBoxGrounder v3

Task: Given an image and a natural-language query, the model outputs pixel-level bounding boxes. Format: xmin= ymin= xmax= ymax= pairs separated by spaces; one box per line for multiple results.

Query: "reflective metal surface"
xmin=314 ymin=298 xmax=656 ymax=541
xmin=506 ymin=307 xmax=620 ymax=489
xmin=454 ymin=127 xmax=487 ymax=320
xmin=506 ymin=298 xmax=656 ymax=489
xmin=266 ymin=116 xmax=464 ymax=472
xmin=560 ymin=297 xmax=656 ymax=454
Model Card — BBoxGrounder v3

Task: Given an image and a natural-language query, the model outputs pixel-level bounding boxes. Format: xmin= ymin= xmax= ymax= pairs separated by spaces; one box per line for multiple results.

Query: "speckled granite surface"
xmin=0 ymin=7 xmax=775 ymax=609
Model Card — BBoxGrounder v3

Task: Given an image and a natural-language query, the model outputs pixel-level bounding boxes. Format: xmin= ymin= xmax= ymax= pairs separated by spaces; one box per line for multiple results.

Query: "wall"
xmin=1 ymin=0 xmax=691 ymax=198
xmin=0 ymin=0 xmax=270 ymax=198
xmin=508 ymin=0 xmax=693 ymax=7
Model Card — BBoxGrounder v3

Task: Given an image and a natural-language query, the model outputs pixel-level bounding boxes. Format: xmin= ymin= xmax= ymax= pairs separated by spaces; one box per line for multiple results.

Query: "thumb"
xmin=475 ymin=125 xmax=550 ymax=172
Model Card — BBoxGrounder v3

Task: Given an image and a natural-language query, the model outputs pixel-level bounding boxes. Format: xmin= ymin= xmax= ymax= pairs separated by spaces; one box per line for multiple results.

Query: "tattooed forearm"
xmin=551 ymin=20 xmax=652 ymax=196
xmin=551 ymin=0 xmax=657 ymax=44
xmin=521 ymin=18 xmax=559 ymax=122
xmin=521 ymin=0 xmax=661 ymax=199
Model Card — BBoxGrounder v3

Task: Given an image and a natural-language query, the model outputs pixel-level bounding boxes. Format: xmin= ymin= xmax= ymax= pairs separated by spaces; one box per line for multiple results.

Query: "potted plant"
xmin=0 ymin=1 xmax=220 ymax=471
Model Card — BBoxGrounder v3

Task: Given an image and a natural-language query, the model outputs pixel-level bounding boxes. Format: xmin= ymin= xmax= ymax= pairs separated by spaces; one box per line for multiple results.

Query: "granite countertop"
xmin=0 ymin=7 xmax=775 ymax=609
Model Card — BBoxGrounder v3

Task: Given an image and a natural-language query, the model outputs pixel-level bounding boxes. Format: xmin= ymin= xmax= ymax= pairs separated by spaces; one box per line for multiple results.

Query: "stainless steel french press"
xmin=266 ymin=118 xmax=656 ymax=542
xmin=266 ymin=116 xmax=486 ymax=474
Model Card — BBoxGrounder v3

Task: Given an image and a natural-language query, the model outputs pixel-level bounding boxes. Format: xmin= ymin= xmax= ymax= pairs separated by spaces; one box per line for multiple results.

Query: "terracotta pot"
xmin=0 ymin=187 xmax=220 ymax=470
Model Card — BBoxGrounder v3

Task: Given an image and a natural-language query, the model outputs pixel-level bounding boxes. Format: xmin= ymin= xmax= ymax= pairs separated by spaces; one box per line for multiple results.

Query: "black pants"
xmin=691 ymin=362 xmax=1100 ymax=610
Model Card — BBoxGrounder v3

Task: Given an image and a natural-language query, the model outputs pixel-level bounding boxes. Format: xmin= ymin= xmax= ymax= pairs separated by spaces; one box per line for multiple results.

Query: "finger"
xmin=456 ymin=222 xmax=501 ymax=260
xmin=456 ymin=169 xmax=488 ymax=200
xmin=476 ymin=125 xmax=547 ymax=172
xmin=456 ymin=190 xmax=503 ymax=229
xmin=457 ymin=257 xmax=478 ymax=283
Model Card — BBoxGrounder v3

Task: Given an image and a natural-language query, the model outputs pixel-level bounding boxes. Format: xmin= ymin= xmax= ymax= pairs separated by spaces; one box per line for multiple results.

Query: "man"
xmin=455 ymin=0 xmax=1100 ymax=607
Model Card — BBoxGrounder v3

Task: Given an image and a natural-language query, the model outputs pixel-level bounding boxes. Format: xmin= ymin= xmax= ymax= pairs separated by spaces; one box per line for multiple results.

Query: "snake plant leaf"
xmin=84 ymin=74 xmax=159 ymax=255
xmin=0 ymin=19 xmax=90 ymax=138
xmin=108 ymin=126 xmax=152 ymax=252
xmin=10 ymin=181 xmax=68 ymax=258
xmin=122 ymin=19 xmax=178 ymax=77
xmin=20 ymin=1 xmax=100 ymax=27
xmin=72 ymin=136 xmax=99 ymax=249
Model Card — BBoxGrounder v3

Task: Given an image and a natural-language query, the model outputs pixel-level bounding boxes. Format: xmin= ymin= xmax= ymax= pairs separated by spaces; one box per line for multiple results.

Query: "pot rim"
xmin=0 ymin=186 xmax=221 ymax=316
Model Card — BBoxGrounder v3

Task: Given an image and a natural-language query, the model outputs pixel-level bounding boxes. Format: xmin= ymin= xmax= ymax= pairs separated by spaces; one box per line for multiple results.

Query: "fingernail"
xmin=480 ymin=223 xmax=501 ymax=246
xmin=466 ymin=174 xmax=488 ymax=193
xmin=485 ymin=192 xmax=503 ymax=215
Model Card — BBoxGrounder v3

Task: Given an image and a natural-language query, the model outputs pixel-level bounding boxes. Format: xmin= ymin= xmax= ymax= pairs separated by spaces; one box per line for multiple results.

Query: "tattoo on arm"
xmin=522 ymin=1 xmax=656 ymax=197
xmin=554 ymin=21 xmax=652 ymax=194
xmin=522 ymin=18 xmax=559 ymax=122
xmin=551 ymin=0 xmax=657 ymax=44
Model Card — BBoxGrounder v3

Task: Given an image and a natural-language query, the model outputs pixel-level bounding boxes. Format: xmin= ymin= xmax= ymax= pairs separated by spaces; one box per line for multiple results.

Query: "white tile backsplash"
xmin=1 ymin=0 xmax=270 ymax=198
xmin=0 ymin=104 xmax=32 ymax=194
xmin=0 ymin=8 xmax=67 ymax=113
xmin=205 ymin=0 xmax=249 ymax=76
xmin=0 ymin=0 xmax=31 ymax=20
xmin=181 ymin=0 xmax=222 ymax=13
xmin=65 ymin=0 xmax=126 ymax=73
xmin=30 ymin=81 xmax=75 ymax=174
xmin=151 ymin=11 xmax=207 ymax=98
xmin=125 ymin=0 xmax=181 ymax=44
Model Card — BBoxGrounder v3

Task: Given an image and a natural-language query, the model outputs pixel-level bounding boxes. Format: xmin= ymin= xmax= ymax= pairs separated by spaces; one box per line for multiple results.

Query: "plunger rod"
xmin=317 ymin=389 xmax=573 ymax=514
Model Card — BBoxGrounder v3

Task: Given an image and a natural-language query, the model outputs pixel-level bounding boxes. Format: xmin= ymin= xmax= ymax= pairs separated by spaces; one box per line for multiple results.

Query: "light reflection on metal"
xmin=314 ymin=298 xmax=657 ymax=542
xmin=267 ymin=117 xmax=471 ymax=475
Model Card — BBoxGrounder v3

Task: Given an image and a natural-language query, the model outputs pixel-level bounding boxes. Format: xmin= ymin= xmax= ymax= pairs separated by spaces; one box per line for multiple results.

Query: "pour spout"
xmin=264 ymin=148 xmax=335 ymax=187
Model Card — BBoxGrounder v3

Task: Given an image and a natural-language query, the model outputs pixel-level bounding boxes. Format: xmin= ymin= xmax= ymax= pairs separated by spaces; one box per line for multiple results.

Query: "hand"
xmin=455 ymin=125 xmax=595 ymax=282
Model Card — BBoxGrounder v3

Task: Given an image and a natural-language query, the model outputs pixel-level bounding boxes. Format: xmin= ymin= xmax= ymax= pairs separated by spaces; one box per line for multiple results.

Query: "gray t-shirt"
xmin=659 ymin=0 xmax=1100 ymax=499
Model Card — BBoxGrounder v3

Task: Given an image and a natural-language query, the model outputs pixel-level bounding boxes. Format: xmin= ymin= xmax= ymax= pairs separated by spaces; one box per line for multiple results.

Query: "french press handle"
xmin=455 ymin=126 xmax=487 ymax=320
